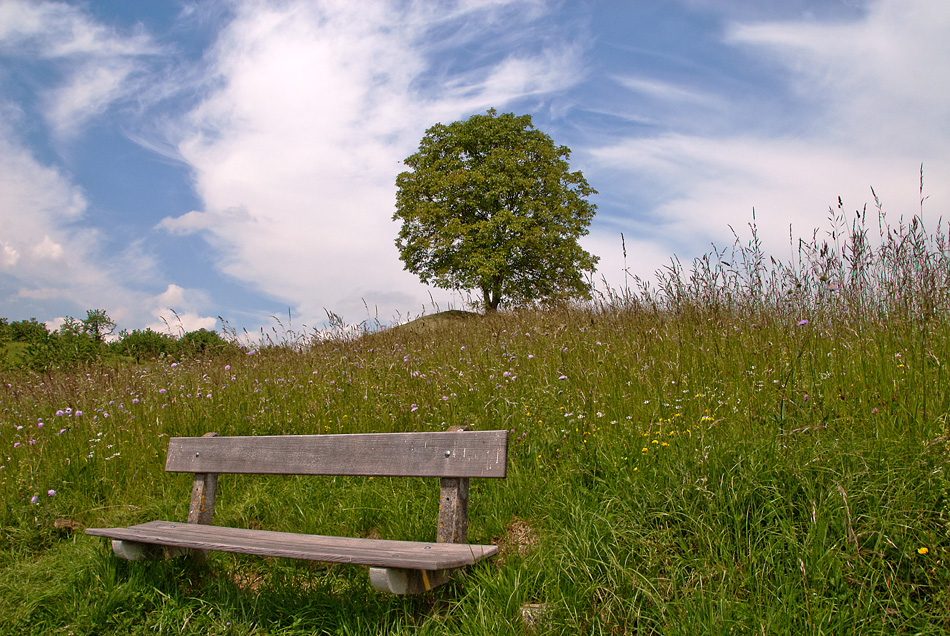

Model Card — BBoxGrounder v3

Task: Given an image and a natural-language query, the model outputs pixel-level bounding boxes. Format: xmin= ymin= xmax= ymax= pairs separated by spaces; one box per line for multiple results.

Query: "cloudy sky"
xmin=1 ymin=0 xmax=947 ymax=336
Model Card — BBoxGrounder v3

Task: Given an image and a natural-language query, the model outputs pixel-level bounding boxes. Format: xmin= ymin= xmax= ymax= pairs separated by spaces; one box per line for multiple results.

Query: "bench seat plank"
xmin=86 ymin=521 xmax=497 ymax=570
xmin=165 ymin=431 xmax=508 ymax=478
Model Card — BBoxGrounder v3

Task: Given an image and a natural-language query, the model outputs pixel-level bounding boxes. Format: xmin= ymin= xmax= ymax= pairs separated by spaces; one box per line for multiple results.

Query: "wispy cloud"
xmin=0 ymin=0 xmax=160 ymax=137
xmin=0 ymin=0 xmax=216 ymax=329
xmin=590 ymin=0 xmax=950 ymax=289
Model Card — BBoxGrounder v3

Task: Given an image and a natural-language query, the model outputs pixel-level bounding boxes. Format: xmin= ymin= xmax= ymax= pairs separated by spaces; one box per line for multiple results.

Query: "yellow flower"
xmin=918 ymin=547 xmax=929 ymax=555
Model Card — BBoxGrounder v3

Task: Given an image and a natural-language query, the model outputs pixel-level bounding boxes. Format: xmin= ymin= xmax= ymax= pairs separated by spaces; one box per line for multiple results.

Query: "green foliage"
xmin=7 ymin=318 xmax=49 ymax=342
xmin=111 ymin=328 xmax=177 ymax=361
xmin=177 ymin=328 xmax=235 ymax=357
xmin=394 ymin=109 xmax=598 ymax=312
xmin=81 ymin=309 xmax=116 ymax=344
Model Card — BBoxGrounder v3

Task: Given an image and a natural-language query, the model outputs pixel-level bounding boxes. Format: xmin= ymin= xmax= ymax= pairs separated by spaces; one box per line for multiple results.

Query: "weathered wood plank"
xmin=165 ymin=431 xmax=508 ymax=478
xmin=437 ymin=477 xmax=469 ymax=544
xmin=85 ymin=521 xmax=498 ymax=570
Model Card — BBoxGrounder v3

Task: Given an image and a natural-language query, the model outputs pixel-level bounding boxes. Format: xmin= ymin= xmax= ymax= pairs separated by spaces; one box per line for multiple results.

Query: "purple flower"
xmin=410 ymin=404 xmax=418 ymax=412
xmin=871 ymin=407 xmax=879 ymax=414
xmin=55 ymin=410 xmax=64 ymax=416
xmin=30 ymin=495 xmax=38 ymax=504
xmin=58 ymin=428 xmax=67 ymax=435
xmin=13 ymin=442 xmax=19 ymax=448
xmin=797 ymin=320 xmax=809 ymax=326
xmin=47 ymin=489 xmax=56 ymax=497
xmin=74 ymin=410 xmax=82 ymax=417
xmin=246 ymin=349 xmax=256 ymax=355
xmin=225 ymin=365 xmax=231 ymax=371
xmin=37 ymin=422 xmax=44 ymax=429
xmin=559 ymin=375 xmax=568 ymax=380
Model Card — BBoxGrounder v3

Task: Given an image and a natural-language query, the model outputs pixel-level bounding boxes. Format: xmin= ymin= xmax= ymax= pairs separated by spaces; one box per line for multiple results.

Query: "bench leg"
xmin=368 ymin=568 xmax=453 ymax=595
xmin=111 ymin=540 xmax=188 ymax=561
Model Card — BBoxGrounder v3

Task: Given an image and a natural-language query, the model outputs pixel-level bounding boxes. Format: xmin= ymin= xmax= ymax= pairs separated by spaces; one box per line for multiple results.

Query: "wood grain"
xmin=165 ymin=430 xmax=508 ymax=478
xmin=86 ymin=521 xmax=498 ymax=570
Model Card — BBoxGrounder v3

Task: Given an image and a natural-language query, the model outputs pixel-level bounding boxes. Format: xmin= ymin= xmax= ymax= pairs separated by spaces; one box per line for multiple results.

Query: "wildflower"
xmin=410 ymin=404 xmax=418 ymax=412
xmin=58 ymin=428 xmax=66 ymax=435
xmin=559 ymin=375 xmax=568 ymax=380
xmin=74 ymin=410 xmax=82 ymax=417
xmin=871 ymin=407 xmax=879 ymax=414
xmin=797 ymin=320 xmax=809 ymax=326
xmin=30 ymin=495 xmax=38 ymax=504
xmin=918 ymin=547 xmax=929 ymax=555
xmin=247 ymin=350 xmax=256 ymax=355
xmin=47 ymin=489 xmax=56 ymax=497
xmin=37 ymin=422 xmax=44 ymax=429
xmin=225 ymin=365 xmax=231 ymax=371
xmin=159 ymin=388 xmax=166 ymax=394
xmin=55 ymin=410 xmax=64 ymax=416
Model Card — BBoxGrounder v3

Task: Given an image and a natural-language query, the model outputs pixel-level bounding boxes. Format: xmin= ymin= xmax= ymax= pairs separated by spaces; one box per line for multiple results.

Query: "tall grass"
xmin=2 ymin=196 xmax=950 ymax=634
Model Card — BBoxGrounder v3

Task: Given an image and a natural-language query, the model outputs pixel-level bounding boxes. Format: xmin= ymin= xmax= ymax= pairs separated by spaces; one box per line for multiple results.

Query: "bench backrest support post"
xmin=437 ymin=425 xmax=470 ymax=544
xmin=187 ymin=471 xmax=218 ymax=525
xmin=437 ymin=476 xmax=469 ymax=544
xmin=186 ymin=432 xmax=219 ymax=563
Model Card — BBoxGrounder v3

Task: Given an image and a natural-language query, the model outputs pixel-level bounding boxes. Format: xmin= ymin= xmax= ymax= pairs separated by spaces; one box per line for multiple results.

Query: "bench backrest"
xmin=165 ymin=430 xmax=508 ymax=479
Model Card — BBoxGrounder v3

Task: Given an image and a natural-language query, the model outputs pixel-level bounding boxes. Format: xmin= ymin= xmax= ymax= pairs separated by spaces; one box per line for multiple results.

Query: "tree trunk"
xmin=482 ymin=286 xmax=501 ymax=313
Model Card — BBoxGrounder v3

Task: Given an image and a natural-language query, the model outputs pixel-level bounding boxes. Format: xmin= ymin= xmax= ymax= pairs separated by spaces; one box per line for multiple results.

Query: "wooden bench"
xmin=85 ymin=428 xmax=508 ymax=595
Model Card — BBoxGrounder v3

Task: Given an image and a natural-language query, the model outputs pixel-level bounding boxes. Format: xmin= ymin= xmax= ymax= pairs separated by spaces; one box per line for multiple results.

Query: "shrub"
xmin=112 ymin=329 xmax=177 ymax=361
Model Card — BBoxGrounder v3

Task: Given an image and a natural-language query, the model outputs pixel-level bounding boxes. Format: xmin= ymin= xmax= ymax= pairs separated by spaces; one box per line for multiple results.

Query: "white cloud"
xmin=0 ymin=0 xmax=160 ymax=137
xmin=0 ymin=242 xmax=19 ymax=267
xmin=161 ymin=0 xmax=587 ymax=324
xmin=0 ymin=1 xmax=206 ymax=332
xmin=614 ymin=76 xmax=719 ymax=106
xmin=590 ymin=0 xmax=950 ymax=288
xmin=142 ymin=284 xmax=218 ymax=335
xmin=31 ymin=235 xmax=64 ymax=261
xmin=725 ymin=0 xmax=950 ymax=152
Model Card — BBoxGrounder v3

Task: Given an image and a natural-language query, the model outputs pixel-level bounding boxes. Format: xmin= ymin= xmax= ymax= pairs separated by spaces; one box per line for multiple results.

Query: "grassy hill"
xmin=2 ymin=211 xmax=950 ymax=634
xmin=1 ymin=301 xmax=948 ymax=634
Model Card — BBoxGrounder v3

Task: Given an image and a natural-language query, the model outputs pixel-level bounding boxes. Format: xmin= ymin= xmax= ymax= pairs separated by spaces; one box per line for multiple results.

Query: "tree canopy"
xmin=394 ymin=109 xmax=598 ymax=312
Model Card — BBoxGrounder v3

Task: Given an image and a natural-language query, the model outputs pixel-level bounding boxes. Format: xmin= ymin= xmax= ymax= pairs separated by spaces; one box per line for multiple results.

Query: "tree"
xmin=394 ymin=109 xmax=599 ymax=312
xmin=82 ymin=309 xmax=116 ymax=344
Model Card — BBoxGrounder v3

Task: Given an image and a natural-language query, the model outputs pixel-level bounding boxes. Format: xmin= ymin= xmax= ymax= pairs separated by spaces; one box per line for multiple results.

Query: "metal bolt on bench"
xmin=86 ymin=427 xmax=508 ymax=595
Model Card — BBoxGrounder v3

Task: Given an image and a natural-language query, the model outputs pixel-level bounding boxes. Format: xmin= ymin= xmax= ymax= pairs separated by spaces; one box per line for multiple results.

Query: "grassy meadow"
xmin=3 ymin=205 xmax=950 ymax=634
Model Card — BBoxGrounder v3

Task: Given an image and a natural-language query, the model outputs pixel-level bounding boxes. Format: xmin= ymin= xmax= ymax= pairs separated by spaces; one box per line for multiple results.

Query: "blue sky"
xmin=1 ymin=0 xmax=948 ymax=337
